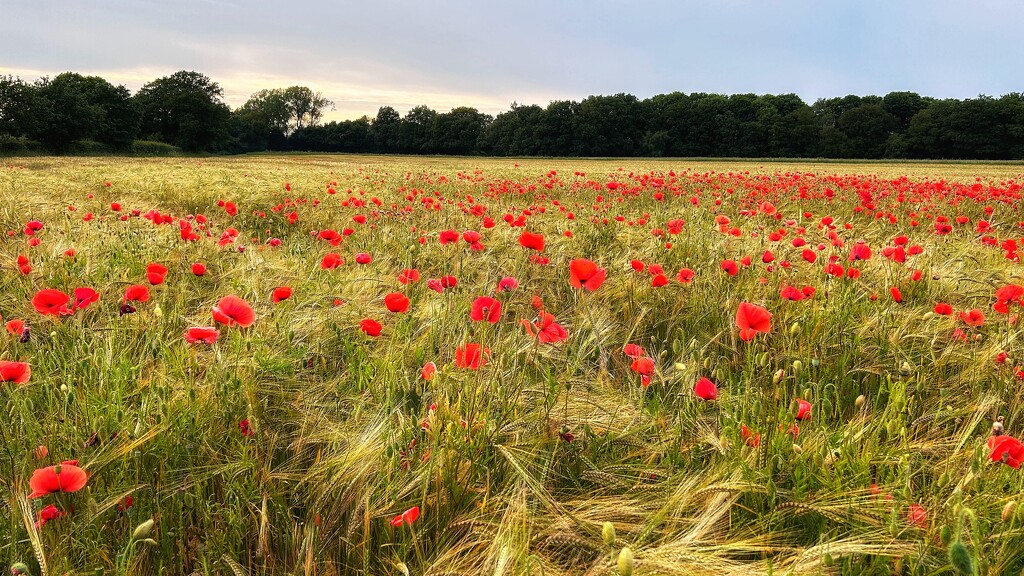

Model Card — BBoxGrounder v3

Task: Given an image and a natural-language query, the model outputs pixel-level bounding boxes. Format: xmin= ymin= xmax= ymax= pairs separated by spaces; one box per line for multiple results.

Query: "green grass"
xmin=1 ymin=155 xmax=1023 ymax=575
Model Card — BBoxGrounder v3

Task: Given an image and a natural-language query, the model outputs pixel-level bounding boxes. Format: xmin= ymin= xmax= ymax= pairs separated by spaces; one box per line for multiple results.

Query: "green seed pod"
xmin=822 ymin=553 xmax=834 ymax=567
xmin=689 ymin=338 xmax=698 ymax=351
xmin=132 ymin=519 xmax=155 ymax=540
xmin=617 ymin=547 xmax=634 ymax=576
xmin=142 ymin=538 xmax=158 ymax=547
xmin=602 ymin=521 xmax=616 ymax=547
xmin=948 ymin=541 xmax=974 ymax=575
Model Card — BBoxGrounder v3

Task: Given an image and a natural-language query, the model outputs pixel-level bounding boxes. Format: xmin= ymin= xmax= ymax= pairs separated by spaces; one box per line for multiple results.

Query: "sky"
xmin=2 ymin=0 xmax=1021 ymax=122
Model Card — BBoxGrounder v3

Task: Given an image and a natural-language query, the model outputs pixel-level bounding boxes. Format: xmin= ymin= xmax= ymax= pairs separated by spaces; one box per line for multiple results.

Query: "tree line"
xmin=2 ymin=70 xmax=1023 ymax=159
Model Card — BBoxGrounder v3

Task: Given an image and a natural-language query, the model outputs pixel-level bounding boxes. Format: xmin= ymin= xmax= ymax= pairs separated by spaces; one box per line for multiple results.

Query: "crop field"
xmin=3 ymin=154 xmax=1024 ymax=575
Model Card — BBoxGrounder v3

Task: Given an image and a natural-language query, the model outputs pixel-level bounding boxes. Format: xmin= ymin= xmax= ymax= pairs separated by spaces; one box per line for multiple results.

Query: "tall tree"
xmin=371 ymin=106 xmax=401 ymax=153
xmin=134 ymin=71 xmax=231 ymax=151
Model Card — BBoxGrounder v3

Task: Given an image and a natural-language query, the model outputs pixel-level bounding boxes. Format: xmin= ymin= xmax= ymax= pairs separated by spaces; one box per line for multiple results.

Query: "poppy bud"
xmin=60 ymin=384 xmax=68 ymax=393
xmin=617 ymin=547 xmax=633 ymax=576
xmin=602 ymin=521 xmax=616 ymax=546
xmin=793 ymin=444 xmax=802 ymax=454
xmin=948 ymin=541 xmax=974 ymax=575
xmin=133 ymin=518 xmax=155 ymax=540
xmin=855 ymin=395 xmax=866 ymax=408
xmin=153 ymin=305 xmax=162 ymax=317
xmin=789 ymin=322 xmax=800 ymax=337
xmin=10 ymin=563 xmax=30 ymax=576
xmin=1003 ymin=501 xmax=1017 ymax=522
xmin=673 ymin=362 xmax=685 ymax=371
xmin=703 ymin=358 xmax=711 ymax=369
xmin=811 ymin=358 xmax=820 ymax=367
xmin=939 ymin=525 xmax=953 ymax=545
xmin=772 ymin=369 xmax=784 ymax=385
xmin=758 ymin=352 xmax=769 ymax=367
xmin=142 ymin=538 xmax=158 ymax=547
xmin=899 ymin=362 xmax=913 ymax=377
xmin=822 ymin=553 xmax=834 ymax=567
xmin=792 ymin=360 xmax=802 ymax=375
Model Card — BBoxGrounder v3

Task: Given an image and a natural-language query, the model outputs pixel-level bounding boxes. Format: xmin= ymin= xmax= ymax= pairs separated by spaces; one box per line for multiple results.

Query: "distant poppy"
xmin=455 ymin=343 xmax=488 ymax=369
xmin=676 ymin=268 xmax=695 ymax=284
xmin=391 ymin=506 xmax=421 ymax=527
xmin=795 ymin=399 xmax=812 ymax=420
xmin=568 ymin=259 xmax=606 ymax=291
xmin=384 ymin=292 xmax=410 ymax=313
xmin=192 ymin=262 xmax=207 ymax=276
xmin=906 ymin=503 xmax=928 ymax=528
xmin=959 ymin=308 xmax=985 ymax=327
xmin=890 ymin=287 xmax=903 ymax=303
xmin=694 ymin=377 xmax=718 ymax=401
xmin=398 ymin=268 xmax=421 ymax=284
xmin=721 ymin=259 xmax=738 ymax=276
xmin=470 ymin=296 xmax=502 ymax=323
xmin=630 ymin=357 xmax=655 ymax=376
xmin=741 ymin=425 xmax=761 ymax=447
xmin=0 ymin=360 xmax=30 ymax=384
xmin=355 ymin=252 xmax=372 ymax=264
xmin=934 ymin=303 xmax=953 ymax=315
xmin=272 ymin=286 xmax=292 ymax=303
xmin=28 ymin=462 xmax=88 ymax=498
xmin=496 ymin=276 xmax=519 ymax=292
xmin=651 ymin=274 xmax=668 ymax=287
xmin=360 ymin=318 xmax=382 ymax=337
xmin=522 ymin=312 xmax=568 ymax=344
xmin=34 ymin=504 xmax=64 ymax=528
xmin=6 ymin=319 xmax=26 ymax=337
xmin=146 ymin=263 xmax=168 ymax=285
xmin=212 ymin=295 xmax=255 ymax=328
xmin=623 ymin=343 xmax=645 ymax=358
xmin=239 ymin=419 xmax=254 ymax=437
xmin=321 ymin=253 xmax=344 ymax=269
xmin=184 ymin=326 xmax=219 ymax=344
xmin=736 ymin=302 xmax=771 ymax=341
xmin=421 ymin=362 xmax=437 ymax=380
xmin=123 ymin=284 xmax=150 ymax=303
xmin=32 ymin=289 xmax=72 ymax=316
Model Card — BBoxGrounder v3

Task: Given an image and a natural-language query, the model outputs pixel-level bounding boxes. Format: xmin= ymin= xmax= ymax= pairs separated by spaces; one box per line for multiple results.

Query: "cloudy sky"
xmin=2 ymin=0 xmax=1021 ymax=121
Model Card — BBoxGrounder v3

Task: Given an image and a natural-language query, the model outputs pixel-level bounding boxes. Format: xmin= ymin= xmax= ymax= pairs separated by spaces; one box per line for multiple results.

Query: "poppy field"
xmin=4 ymin=155 xmax=1024 ymax=575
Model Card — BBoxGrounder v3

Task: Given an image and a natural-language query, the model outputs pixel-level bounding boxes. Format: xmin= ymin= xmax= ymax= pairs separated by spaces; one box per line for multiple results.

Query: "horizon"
xmin=3 ymin=0 xmax=1022 ymax=122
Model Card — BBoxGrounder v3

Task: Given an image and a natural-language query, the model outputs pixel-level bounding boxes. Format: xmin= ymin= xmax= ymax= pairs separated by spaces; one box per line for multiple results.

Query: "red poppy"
xmin=741 ymin=425 xmax=761 ymax=447
xmin=988 ymin=435 xmax=1024 ymax=468
xmin=398 ymin=268 xmax=421 ymax=284
xmin=522 ymin=312 xmax=568 ymax=344
xmin=470 ymin=296 xmax=502 ymax=323
xmin=676 ymin=268 xmax=695 ymax=284
xmin=360 ymin=318 xmax=382 ymax=337
xmin=32 ymin=289 xmax=72 ymax=316
xmin=421 ymin=362 xmax=437 ymax=380
xmin=795 ymin=399 xmax=812 ymax=420
xmin=694 ymin=377 xmax=718 ymax=401
xmin=651 ymin=274 xmax=668 ymax=287
xmin=28 ymin=462 xmax=88 ymax=498
xmin=568 ymin=259 xmax=606 ymax=291
xmin=439 ymin=230 xmax=460 ymax=244
xmin=192 ymin=262 xmax=207 ymax=276
xmin=735 ymin=302 xmax=772 ymax=341
xmin=518 ymin=231 xmax=545 ymax=251
xmin=239 ymin=419 xmax=254 ymax=437
xmin=959 ymin=308 xmax=985 ymax=327
xmin=721 ymin=259 xmax=738 ymax=276
xmin=0 ymin=360 xmax=31 ymax=384
xmin=6 ymin=319 xmax=26 ymax=337
xmin=73 ymin=287 xmax=100 ymax=310
xmin=384 ymin=292 xmax=410 ymax=313
xmin=184 ymin=326 xmax=219 ymax=344
xmin=906 ymin=504 xmax=928 ymax=528
xmin=272 ymin=286 xmax=292 ymax=303
xmin=124 ymin=284 xmax=150 ymax=303
xmin=630 ymin=357 xmax=655 ymax=376
xmin=146 ymin=263 xmax=168 ymax=285
xmin=355 ymin=252 xmax=372 ymax=265
xmin=212 ymin=295 xmax=255 ymax=327
xmin=455 ymin=343 xmax=488 ymax=369
xmin=321 ymin=253 xmax=344 ymax=269
xmin=890 ymin=287 xmax=903 ymax=303
xmin=934 ymin=303 xmax=953 ymax=315
xmin=623 ymin=343 xmax=645 ymax=358
xmin=402 ymin=506 xmax=420 ymax=524
xmin=34 ymin=504 xmax=64 ymax=528
xmin=496 ymin=276 xmax=519 ymax=292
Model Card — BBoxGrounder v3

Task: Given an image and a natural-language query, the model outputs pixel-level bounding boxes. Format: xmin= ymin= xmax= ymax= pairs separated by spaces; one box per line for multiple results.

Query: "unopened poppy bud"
xmin=789 ymin=322 xmax=800 ymax=336
xmin=702 ymin=358 xmax=711 ymax=369
xmin=791 ymin=360 xmax=802 ymax=374
xmin=855 ymin=395 xmax=866 ymax=408
xmin=60 ymin=384 xmax=68 ymax=393
xmin=673 ymin=362 xmax=685 ymax=371
xmin=758 ymin=352 xmax=769 ymax=367
xmin=948 ymin=540 xmax=974 ymax=575
xmin=132 ymin=518 xmax=155 ymax=540
xmin=49 ymin=331 xmax=57 ymax=339
xmin=772 ymin=369 xmax=785 ymax=384
xmin=1003 ymin=501 xmax=1017 ymax=522
xmin=811 ymin=358 xmax=820 ymax=367
xmin=153 ymin=305 xmax=162 ymax=317
xmin=899 ymin=361 xmax=913 ymax=376
xmin=939 ymin=525 xmax=953 ymax=545
xmin=792 ymin=444 xmax=802 ymax=454
xmin=688 ymin=338 xmax=698 ymax=351
xmin=602 ymin=521 xmax=616 ymax=546
xmin=10 ymin=562 xmax=30 ymax=575
xmin=142 ymin=538 xmax=158 ymax=547
xmin=617 ymin=547 xmax=633 ymax=576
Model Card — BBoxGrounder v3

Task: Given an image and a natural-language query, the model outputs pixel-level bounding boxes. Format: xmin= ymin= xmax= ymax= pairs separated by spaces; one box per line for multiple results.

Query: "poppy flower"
xmin=496 ymin=276 xmax=519 ymax=292
xmin=73 ymin=287 xmax=100 ymax=310
xmin=192 ymin=262 xmax=207 ymax=276
xmin=676 ymin=268 xmax=695 ymax=284
xmin=355 ymin=252 xmax=372 ymax=265
xmin=272 ymin=286 xmax=292 ymax=303
xmin=32 ymin=289 xmax=72 ymax=316
xmin=623 ymin=343 xmax=645 ymax=358
xmin=630 ymin=357 xmax=655 ymax=376
xmin=123 ymin=284 xmax=150 ymax=303
xmin=988 ymin=435 xmax=1024 ymax=468
xmin=34 ymin=504 xmax=64 ymax=528
xmin=694 ymin=377 xmax=718 ymax=401
xmin=212 ymin=295 xmax=255 ymax=328
xmin=890 ymin=287 xmax=903 ymax=303
xmin=906 ymin=504 xmax=928 ymax=528
xmin=0 ymin=360 xmax=30 ymax=384
xmin=6 ymin=319 xmax=26 ymax=337
xmin=455 ymin=343 xmax=488 ymax=369
xmin=934 ymin=303 xmax=953 ymax=315
xmin=741 ymin=425 xmax=761 ymax=447
xmin=421 ymin=361 xmax=437 ymax=380
xmin=795 ymin=399 xmax=812 ymax=420
xmin=239 ymin=419 xmax=254 ymax=437
xmin=630 ymin=259 xmax=645 ymax=272
xmin=721 ymin=260 xmax=738 ymax=276
xmin=146 ymin=263 xmax=168 ymax=285
xmin=568 ymin=259 xmax=606 ymax=291
xmin=360 ymin=318 xmax=382 ymax=337
xmin=28 ymin=462 xmax=88 ymax=498
xmin=736 ymin=302 xmax=772 ymax=341
xmin=398 ymin=268 xmax=420 ymax=284
xmin=184 ymin=326 xmax=219 ymax=344
xmin=321 ymin=253 xmax=344 ymax=269
xmin=384 ymin=292 xmax=410 ymax=313
xmin=959 ymin=308 xmax=985 ymax=327
xmin=651 ymin=274 xmax=668 ymax=287
xmin=522 ymin=312 xmax=568 ymax=344
xmin=390 ymin=506 xmax=421 ymax=527
xmin=470 ymin=296 xmax=502 ymax=323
